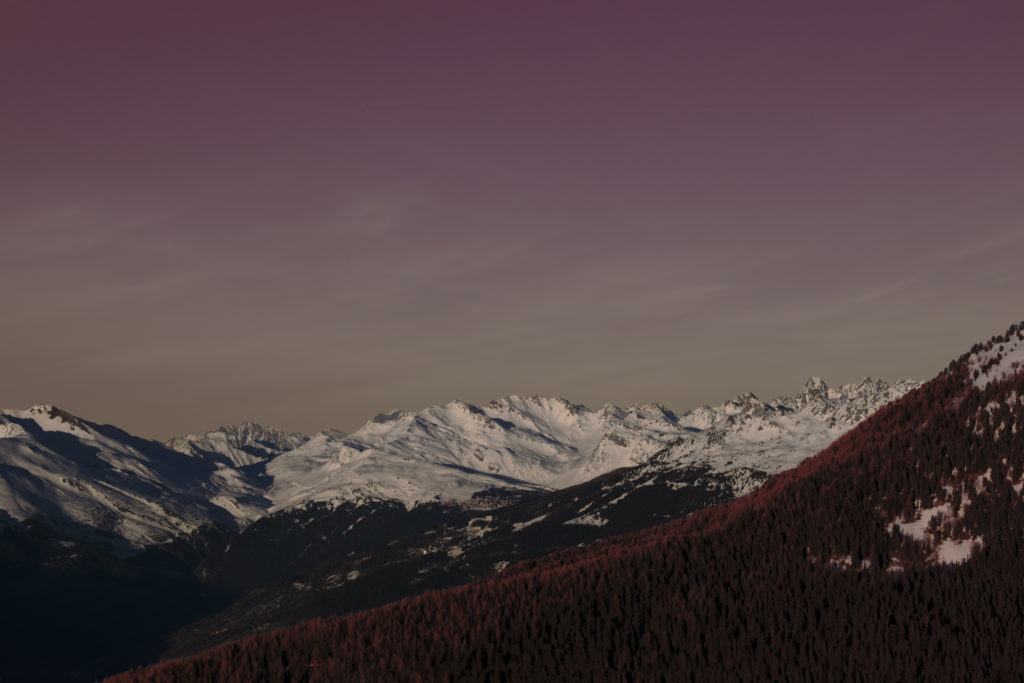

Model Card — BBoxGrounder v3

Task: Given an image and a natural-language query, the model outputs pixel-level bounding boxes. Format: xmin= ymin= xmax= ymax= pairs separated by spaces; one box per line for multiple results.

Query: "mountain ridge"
xmin=0 ymin=376 xmax=919 ymax=553
xmin=260 ymin=377 xmax=920 ymax=512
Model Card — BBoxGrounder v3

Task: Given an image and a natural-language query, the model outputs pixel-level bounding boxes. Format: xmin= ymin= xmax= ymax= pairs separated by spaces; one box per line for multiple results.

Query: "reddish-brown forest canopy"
xmin=110 ymin=324 xmax=1024 ymax=682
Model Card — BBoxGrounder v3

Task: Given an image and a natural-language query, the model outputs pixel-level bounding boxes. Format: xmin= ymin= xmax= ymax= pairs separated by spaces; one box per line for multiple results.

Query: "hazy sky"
xmin=3 ymin=2 xmax=1023 ymax=439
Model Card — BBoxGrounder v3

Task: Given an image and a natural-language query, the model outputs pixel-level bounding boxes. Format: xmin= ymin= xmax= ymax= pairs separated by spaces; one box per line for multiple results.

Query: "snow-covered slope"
xmin=966 ymin=323 xmax=1024 ymax=390
xmin=657 ymin=376 xmax=921 ymax=495
xmin=0 ymin=405 xmax=269 ymax=553
xmin=265 ymin=398 xmax=686 ymax=511
xmin=167 ymin=422 xmax=309 ymax=467
xmin=265 ymin=378 xmax=919 ymax=511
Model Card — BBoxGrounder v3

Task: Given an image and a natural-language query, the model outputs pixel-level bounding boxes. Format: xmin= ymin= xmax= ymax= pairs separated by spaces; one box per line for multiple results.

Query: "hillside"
xmin=108 ymin=322 xmax=1024 ymax=681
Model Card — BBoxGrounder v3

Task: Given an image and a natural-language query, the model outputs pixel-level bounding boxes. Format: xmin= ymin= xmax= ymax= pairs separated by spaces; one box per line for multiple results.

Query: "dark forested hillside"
xmin=107 ymin=323 xmax=1024 ymax=682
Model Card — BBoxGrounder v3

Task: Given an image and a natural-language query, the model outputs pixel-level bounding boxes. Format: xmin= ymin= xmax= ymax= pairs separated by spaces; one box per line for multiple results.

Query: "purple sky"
xmin=3 ymin=2 xmax=1023 ymax=439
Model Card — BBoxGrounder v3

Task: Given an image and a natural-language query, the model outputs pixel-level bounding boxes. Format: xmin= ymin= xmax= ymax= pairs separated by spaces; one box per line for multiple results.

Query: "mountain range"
xmin=0 ymin=376 xmax=916 ymax=552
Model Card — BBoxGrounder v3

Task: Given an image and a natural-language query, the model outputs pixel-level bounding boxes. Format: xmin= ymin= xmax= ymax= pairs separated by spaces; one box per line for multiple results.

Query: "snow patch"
xmin=466 ymin=516 xmax=494 ymax=538
xmin=0 ymin=423 xmax=27 ymax=439
xmin=605 ymin=491 xmax=631 ymax=507
xmin=512 ymin=514 xmax=548 ymax=532
xmin=889 ymin=498 xmax=981 ymax=566
xmin=975 ymin=468 xmax=992 ymax=494
xmin=968 ymin=329 xmax=1024 ymax=389
xmin=889 ymin=503 xmax=955 ymax=541
xmin=563 ymin=513 xmax=609 ymax=527
xmin=935 ymin=537 xmax=981 ymax=565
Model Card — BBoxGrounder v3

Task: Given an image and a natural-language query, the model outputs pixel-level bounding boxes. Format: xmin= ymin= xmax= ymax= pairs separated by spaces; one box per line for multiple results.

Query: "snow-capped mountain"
xmin=655 ymin=376 xmax=920 ymax=494
xmin=497 ymin=376 xmax=921 ymax=534
xmin=265 ymin=377 xmax=919 ymax=512
xmin=167 ymin=422 xmax=309 ymax=467
xmin=0 ymin=377 xmax=917 ymax=551
xmin=336 ymin=376 xmax=923 ymax=570
xmin=264 ymin=397 xmax=685 ymax=512
xmin=0 ymin=404 xmax=269 ymax=552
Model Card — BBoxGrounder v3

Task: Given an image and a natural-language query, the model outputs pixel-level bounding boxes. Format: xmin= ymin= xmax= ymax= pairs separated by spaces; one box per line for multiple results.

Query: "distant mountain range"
xmin=0 ymin=377 xmax=917 ymax=553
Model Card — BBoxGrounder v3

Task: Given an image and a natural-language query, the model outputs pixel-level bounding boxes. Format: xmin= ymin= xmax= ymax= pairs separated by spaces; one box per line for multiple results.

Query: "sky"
xmin=3 ymin=2 xmax=1024 ymax=439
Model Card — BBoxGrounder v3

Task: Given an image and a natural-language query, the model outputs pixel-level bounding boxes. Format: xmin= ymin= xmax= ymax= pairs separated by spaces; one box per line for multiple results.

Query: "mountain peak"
xmin=630 ymin=401 xmax=678 ymax=421
xmin=370 ymin=409 xmax=408 ymax=424
xmin=216 ymin=420 xmax=270 ymax=432
xmin=795 ymin=376 xmax=829 ymax=402
xmin=21 ymin=403 xmax=92 ymax=433
xmin=167 ymin=422 xmax=308 ymax=467
xmin=722 ymin=392 xmax=765 ymax=416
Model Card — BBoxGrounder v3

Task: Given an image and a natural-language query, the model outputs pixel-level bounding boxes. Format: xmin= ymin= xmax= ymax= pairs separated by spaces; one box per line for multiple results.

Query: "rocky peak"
xmin=167 ymin=422 xmax=309 ymax=466
xmin=792 ymin=376 xmax=829 ymax=405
